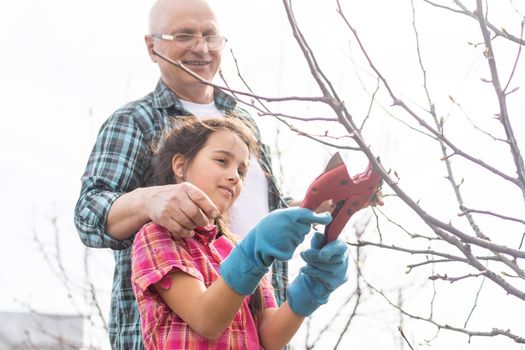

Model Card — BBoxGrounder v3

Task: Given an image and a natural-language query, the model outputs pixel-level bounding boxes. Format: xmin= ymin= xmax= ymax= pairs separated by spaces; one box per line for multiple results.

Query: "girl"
xmin=131 ymin=117 xmax=349 ymax=349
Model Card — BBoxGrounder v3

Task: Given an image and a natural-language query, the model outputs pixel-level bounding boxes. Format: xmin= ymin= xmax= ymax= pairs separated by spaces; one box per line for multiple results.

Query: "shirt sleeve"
xmin=131 ymin=223 xmax=205 ymax=294
xmin=74 ymin=109 xmax=151 ymax=250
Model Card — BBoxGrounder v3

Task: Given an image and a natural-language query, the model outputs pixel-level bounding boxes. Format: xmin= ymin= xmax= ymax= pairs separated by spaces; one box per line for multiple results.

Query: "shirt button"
xmin=153 ymin=248 xmax=160 ymax=254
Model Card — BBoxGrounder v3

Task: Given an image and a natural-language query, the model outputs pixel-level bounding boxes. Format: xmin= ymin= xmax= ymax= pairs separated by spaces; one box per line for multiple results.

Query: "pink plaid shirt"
xmin=131 ymin=223 xmax=277 ymax=350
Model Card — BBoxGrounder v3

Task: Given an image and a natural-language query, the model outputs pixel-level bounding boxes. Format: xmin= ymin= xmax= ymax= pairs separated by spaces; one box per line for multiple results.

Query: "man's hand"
xmin=146 ymin=182 xmax=220 ymax=238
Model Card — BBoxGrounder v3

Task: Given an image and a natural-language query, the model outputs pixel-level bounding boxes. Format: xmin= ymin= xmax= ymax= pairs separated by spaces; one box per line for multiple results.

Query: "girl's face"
xmin=173 ymin=129 xmax=250 ymax=214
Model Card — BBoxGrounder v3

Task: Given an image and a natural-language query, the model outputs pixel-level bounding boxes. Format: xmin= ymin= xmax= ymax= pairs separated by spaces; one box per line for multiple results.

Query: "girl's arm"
xmin=258 ymin=303 xmax=304 ymax=350
xmin=153 ymin=208 xmax=331 ymax=340
xmin=259 ymin=233 xmax=350 ymax=349
xmin=155 ymin=272 xmax=244 ymax=340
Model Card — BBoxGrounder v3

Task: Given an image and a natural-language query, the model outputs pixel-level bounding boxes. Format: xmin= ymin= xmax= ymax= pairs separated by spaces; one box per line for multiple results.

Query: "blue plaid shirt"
xmin=74 ymin=80 xmax=288 ymax=350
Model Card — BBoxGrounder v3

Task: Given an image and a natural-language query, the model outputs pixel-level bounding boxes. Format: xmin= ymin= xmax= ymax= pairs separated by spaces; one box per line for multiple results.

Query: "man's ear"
xmin=145 ymin=34 xmax=158 ymax=63
xmin=172 ymin=154 xmax=186 ymax=182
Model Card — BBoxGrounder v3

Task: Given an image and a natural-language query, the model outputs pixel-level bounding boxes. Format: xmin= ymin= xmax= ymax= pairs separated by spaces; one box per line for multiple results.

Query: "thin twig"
xmin=503 ymin=18 xmax=524 ymax=93
xmin=367 ymin=279 xmax=525 ymax=343
xmin=152 ymin=49 xmax=328 ymax=104
xmin=423 ymin=0 xmax=525 ymax=45
xmin=459 ymin=206 xmax=525 ymax=225
xmin=398 ymin=325 xmax=416 ymax=350
xmin=464 ymin=276 xmax=486 ymax=328
xmin=475 ymin=0 xmax=525 ymax=200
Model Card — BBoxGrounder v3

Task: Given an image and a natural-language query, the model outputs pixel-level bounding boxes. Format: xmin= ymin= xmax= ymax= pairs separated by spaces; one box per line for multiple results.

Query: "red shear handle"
xmin=302 ymin=161 xmax=382 ymax=246
xmin=324 ymin=194 xmax=367 ymax=244
xmin=324 ymin=167 xmax=382 ymax=244
xmin=302 ymin=162 xmax=350 ymax=212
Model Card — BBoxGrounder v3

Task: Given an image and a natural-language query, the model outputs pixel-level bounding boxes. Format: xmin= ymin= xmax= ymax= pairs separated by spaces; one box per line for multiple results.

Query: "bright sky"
xmin=1 ymin=0 xmax=524 ymax=349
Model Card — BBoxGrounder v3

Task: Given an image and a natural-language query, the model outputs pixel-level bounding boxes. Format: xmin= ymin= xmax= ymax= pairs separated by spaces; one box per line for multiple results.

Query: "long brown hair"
xmin=152 ymin=116 xmax=265 ymax=324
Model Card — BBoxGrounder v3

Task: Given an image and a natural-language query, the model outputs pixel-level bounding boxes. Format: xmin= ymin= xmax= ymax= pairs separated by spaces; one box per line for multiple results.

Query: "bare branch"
xmin=423 ymin=0 xmax=525 ymax=45
xmin=83 ymin=248 xmax=108 ymax=332
xmin=398 ymin=325 xmax=416 ymax=350
xmin=464 ymin=277 xmax=486 ymax=328
xmin=152 ymin=49 xmax=328 ymax=104
xmin=448 ymin=96 xmax=508 ymax=142
xmin=369 ymin=281 xmax=525 ymax=343
xmin=429 ymin=271 xmax=487 ymax=283
xmin=358 ymin=78 xmax=380 ymax=133
xmin=337 ymin=1 xmax=521 ymax=188
xmin=502 ymin=18 xmax=524 ymax=93
xmin=475 ymin=0 xmax=525 ymax=202
xmin=350 ymin=240 xmax=467 ymax=263
xmin=375 ymin=207 xmax=440 ymax=241
xmin=459 ymin=206 xmax=525 ymax=225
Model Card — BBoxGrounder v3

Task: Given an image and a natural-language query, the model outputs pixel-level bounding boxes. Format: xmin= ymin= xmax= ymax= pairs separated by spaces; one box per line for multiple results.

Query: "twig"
xmin=459 ymin=206 xmax=525 ymax=225
xmin=221 ymin=50 xmax=359 ymax=151
xmin=464 ymin=276 xmax=486 ymax=328
xmin=475 ymin=0 xmax=525 ymax=200
xmin=337 ymin=1 xmax=521 ymax=187
xmin=367 ymin=280 xmax=525 ymax=343
xmin=503 ymin=18 xmax=524 ymax=93
xmin=398 ymin=325 xmax=416 ymax=350
xmin=423 ymin=0 xmax=525 ymax=45
xmin=429 ymin=271 xmax=487 ymax=283
xmin=152 ymin=49 xmax=328 ymax=104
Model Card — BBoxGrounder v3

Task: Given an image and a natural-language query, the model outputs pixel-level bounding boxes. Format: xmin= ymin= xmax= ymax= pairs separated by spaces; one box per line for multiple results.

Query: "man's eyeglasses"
xmin=151 ymin=33 xmax=228 ymax=51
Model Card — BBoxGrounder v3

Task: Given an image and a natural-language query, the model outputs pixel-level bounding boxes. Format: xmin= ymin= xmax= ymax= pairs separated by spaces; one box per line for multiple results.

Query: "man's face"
xmin=147 ymin=0 xmax=222 ymax=96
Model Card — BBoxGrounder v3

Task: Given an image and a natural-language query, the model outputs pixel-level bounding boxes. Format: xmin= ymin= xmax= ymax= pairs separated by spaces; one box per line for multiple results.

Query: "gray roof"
xmin=0 ymin=312 xmax=83 ymax=350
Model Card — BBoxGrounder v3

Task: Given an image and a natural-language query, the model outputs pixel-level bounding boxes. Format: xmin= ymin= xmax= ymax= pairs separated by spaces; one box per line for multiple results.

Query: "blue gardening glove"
xmin=221 ymin=207 xmax=332 ymax=295
xmin=287 ymin=231 xmax=349 ymax=316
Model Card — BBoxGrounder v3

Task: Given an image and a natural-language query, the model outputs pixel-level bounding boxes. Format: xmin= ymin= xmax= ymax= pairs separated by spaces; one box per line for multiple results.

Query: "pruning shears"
xmin=302 ymin=152 xmax=382 ymax=245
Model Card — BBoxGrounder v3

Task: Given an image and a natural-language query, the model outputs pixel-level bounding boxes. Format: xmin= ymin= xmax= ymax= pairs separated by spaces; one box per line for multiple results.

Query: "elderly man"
xmin=74 ymin=0 xmax=288 ymax=348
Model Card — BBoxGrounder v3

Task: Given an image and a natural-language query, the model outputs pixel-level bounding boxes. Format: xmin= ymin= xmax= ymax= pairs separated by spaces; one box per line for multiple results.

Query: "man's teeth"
xmin=184 ymin=61 xmax=208 ymax=66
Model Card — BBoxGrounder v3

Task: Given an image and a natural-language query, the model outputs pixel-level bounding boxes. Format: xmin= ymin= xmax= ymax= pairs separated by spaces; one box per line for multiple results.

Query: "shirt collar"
xmin=152 ymin=79 xmax=237 ymax=114
xmin=193 ymin=224 xmax=219 ymax=245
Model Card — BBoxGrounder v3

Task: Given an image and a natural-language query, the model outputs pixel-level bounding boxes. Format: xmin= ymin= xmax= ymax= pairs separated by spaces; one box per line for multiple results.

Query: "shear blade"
xmin=324 ymin=152 xmax=345 ymax=172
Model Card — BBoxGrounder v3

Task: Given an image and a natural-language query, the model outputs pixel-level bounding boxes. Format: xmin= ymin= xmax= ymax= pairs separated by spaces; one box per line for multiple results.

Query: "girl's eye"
xmin=238 ymin=168 xmax=246 ymax=178
xmin=216 ymin=158 xmax=227 ymax=165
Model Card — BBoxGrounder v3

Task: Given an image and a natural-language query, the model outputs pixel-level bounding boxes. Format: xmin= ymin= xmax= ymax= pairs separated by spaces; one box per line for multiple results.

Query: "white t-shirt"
xmin=180 ymin=99 xmax=270 ymax=238
xmin=180 ymin=99 xmax=222 ymax=119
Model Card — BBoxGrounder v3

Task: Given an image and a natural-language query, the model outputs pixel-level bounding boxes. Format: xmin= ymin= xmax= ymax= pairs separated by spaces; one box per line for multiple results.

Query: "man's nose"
xmin=191 ymin=37 xmax=209 ymax=53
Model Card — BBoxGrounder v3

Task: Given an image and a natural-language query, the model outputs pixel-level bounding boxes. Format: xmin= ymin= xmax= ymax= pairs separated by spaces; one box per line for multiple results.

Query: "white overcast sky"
xmin=1 ymin=1 xmax=524 ymax=349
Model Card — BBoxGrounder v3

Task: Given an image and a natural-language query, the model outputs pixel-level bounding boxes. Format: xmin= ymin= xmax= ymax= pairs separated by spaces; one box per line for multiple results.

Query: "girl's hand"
xmin=287 ymin=232 xmax=349 ymax=317
xmin=220 ymin=207 xmax=332 ymax=295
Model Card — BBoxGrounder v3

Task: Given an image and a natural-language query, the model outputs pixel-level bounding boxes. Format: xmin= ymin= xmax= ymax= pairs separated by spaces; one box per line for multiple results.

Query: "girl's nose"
xmin=227 ymin=170 xmax=240 ymax=184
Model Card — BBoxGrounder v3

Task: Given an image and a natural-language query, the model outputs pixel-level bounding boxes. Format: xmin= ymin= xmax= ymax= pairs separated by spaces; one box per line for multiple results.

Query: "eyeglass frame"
xmin=150 ymin=33 xmax=228 ymax=51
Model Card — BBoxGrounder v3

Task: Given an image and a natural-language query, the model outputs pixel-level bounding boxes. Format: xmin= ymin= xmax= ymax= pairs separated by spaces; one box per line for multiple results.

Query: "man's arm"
xmin=74 ymin=110 xmax=151 ymax=249
xmin=106 ymin=183 xmax=220 ymax=240
xmin=74 ymin=110 xmax=220 ymax=248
